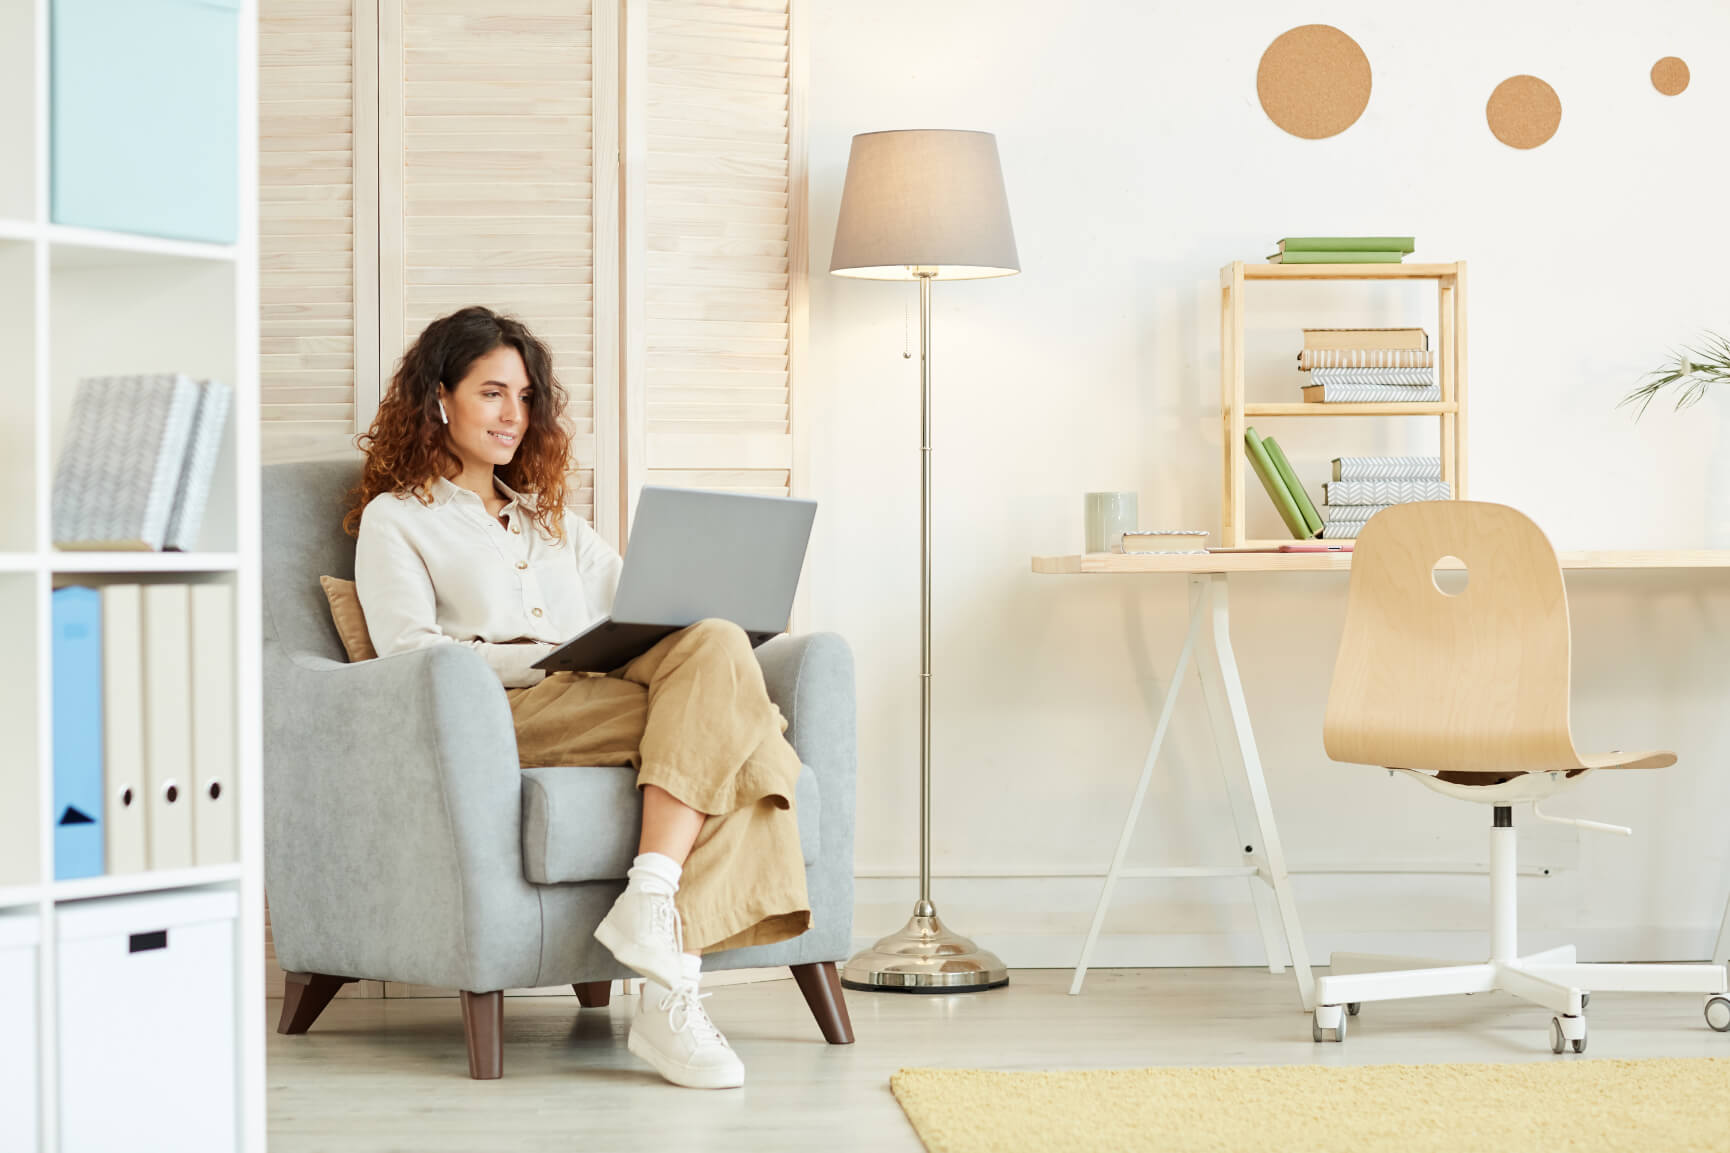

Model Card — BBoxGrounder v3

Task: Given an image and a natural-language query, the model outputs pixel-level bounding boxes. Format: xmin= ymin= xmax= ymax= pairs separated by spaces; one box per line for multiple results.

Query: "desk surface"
xmin=1032 ymin=550 xmax=1730 ymax=574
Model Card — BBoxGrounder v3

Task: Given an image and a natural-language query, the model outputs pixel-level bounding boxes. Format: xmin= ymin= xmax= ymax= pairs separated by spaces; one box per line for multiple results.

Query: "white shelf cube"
xmin=56 ymin=889 xmax=238 ymax=1153
xmin=0 ymin=913 xmax=41 ymax=1153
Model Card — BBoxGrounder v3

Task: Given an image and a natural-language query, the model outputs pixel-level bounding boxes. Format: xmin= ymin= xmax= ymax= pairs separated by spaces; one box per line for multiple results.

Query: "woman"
xmin=346 ymin=306 xmax=809 ymax=1090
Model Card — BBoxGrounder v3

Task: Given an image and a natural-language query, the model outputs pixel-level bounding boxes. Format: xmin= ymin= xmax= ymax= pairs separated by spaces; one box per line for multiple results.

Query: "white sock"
xmin=645 ymin=956 xmax=702 ymax=1005
xmin=628 ymin=851 xmax=682 ymax=896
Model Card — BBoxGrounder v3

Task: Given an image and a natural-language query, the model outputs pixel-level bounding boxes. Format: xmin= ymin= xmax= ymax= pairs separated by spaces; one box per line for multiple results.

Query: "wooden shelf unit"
xmin=1220 ymin=260 xmax=1467 ymax=548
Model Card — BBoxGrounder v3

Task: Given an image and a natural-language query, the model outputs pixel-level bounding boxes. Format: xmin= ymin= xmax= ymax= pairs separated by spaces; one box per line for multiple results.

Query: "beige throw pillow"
xmin=319 ymin=575 xmax=378 ymax=662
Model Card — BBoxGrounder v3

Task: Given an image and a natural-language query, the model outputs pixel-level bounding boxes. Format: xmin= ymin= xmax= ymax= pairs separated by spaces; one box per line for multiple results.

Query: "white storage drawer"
xmin=0 ymin=913 xmax=40 ymax=1153
xmin=57 ymin=889 xmax=238 ymax=1153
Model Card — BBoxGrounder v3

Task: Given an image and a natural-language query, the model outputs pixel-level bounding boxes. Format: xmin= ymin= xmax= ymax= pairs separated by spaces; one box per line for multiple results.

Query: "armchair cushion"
xmin=318 ymin=575 xmax=377 ymax=662
xmin=521 ymin=762 xmax=821 ymax=884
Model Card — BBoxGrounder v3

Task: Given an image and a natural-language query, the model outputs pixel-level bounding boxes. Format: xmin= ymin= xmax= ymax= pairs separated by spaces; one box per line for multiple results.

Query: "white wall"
xmin=805 ymin=0 xmax=1730 ymax=967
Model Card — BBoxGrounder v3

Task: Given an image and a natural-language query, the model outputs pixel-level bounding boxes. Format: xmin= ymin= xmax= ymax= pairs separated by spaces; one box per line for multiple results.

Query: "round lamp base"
xmin=839 ymin=907 xmax=1009 ymax=993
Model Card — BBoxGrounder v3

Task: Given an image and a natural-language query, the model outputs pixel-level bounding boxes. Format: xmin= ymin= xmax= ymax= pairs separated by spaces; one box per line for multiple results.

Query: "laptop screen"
xmin=612 ymin=487 xmax=817 ymax=633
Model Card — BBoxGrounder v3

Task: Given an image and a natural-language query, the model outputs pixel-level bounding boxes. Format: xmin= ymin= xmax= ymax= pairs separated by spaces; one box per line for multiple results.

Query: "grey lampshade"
xmin=829 ymin=130 xmax=1019 ymax=281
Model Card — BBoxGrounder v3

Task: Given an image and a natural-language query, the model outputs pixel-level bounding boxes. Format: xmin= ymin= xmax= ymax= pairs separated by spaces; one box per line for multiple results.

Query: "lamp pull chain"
xmin=903 ymin=294 xmax=914 ymax=359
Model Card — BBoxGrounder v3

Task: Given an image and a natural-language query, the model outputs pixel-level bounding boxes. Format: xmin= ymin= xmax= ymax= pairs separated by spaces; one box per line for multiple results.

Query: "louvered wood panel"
xmin=383 ymin=1 xmax=600 ymax=524
xmin=260 ymin=0 xmax=359 ymax=462
xmin=646 ymin=468 xmax=788 ymax=496
xmin=639 ymin=0 xmax=796 ymax=493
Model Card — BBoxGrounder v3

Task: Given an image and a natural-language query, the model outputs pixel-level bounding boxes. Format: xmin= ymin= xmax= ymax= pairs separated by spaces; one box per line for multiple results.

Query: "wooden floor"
xmin=267 ymin=967 xmax=1730 ymax=1152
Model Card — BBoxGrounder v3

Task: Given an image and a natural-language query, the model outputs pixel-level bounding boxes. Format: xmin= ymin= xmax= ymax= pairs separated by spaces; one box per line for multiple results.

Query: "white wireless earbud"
xmin=438 ymin=398 xmax=449 ymax=425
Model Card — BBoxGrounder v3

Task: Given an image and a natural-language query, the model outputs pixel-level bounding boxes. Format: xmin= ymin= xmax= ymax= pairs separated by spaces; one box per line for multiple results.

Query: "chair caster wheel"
xmin=1346 ymin=1002 xmax=1361 ymax=1016
xmin=1551 ymin=1015 xmax=1586 ymax=1053
xmin=1706 ymin=996 xmax=1730 ymax=1032
xmin=1313 ymin=1007 xmax=1346 ymax=1042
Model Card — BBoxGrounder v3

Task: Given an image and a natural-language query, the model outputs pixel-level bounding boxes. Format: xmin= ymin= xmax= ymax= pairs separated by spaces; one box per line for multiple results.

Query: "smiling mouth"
xmin=488 ymin=431 xmax=518 ymax=445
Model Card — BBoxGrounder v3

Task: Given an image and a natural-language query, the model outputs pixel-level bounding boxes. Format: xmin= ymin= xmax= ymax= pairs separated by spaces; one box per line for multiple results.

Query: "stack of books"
xmin=1266 ymin=236 xmax=1415 ymax=264
xmin=51 ymin=373 xmax=233 ymax=551
xmin=1243 ymin=427 xmax=1321 ymax=540
xmin=1299 ymin=327 xmax=1438 ymax=404
xmin=1321 ymin=456 xmax=1450 ymax=539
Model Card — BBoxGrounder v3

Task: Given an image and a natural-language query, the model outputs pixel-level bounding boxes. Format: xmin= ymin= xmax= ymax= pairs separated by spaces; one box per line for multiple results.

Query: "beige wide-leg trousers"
xmin=505 ymin=618 xmax=811 ymax=953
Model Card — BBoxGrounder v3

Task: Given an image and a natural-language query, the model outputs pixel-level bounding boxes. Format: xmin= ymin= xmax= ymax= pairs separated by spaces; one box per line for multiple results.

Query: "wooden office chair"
xmin=1314 ymin=500 xmax=1729 ymax=1052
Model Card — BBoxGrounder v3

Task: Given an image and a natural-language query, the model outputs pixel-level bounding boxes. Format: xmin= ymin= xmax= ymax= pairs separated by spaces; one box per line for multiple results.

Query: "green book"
xmin=1278 ymin=236 xmax=1415 ymax=253
xmin=1244 ymin=427 xmax=1314 ymax=539
xmin=1262 ymin=436 xmax=1323 ymax=536
xmin=1266 ymin=250 xmax=1405 ymax=264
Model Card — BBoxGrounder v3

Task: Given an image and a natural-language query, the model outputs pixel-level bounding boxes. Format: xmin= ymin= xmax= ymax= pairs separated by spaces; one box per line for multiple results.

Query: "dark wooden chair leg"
xmin=572 ymin=980 xmax=611 ymax=1008
xmin=790 ymin=961 xmax=855 ymax=1044
xmin=460 ymin=990 xmax=504 ymax=1080
xmin=277 ymin=972 xmax=354 ymax=1035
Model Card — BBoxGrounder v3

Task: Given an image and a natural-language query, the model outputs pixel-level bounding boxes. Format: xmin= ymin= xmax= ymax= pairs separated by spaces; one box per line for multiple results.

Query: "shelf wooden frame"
xmin=1220 ymin=260 xmax=1468 ymax=548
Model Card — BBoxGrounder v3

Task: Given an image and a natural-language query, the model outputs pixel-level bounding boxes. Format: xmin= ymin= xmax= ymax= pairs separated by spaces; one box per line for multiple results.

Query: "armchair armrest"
xmin=726 ymin=632 xmax=857 ymax=967
xmin=263 ymin=642 xmax=543 ymax=993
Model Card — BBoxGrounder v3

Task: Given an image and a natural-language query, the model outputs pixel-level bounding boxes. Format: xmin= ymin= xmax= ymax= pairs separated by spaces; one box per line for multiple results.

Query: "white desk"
xmin=1033 ymin=549 xmax=1730 ymax=1012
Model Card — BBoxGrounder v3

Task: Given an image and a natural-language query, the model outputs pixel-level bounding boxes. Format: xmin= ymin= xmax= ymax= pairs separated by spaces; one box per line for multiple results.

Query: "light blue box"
xmin=51 ymin=0 xmax=240 ymax=244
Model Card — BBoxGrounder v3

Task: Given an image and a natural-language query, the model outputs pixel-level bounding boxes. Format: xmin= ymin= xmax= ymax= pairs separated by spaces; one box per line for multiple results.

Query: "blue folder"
xmin=52 ymin=586 xmax=103 ymax=881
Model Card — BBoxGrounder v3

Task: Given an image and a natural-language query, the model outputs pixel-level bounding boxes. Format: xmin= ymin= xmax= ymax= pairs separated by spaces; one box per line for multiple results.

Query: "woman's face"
xmin=440 ymin=345 xmax=533 ymax=471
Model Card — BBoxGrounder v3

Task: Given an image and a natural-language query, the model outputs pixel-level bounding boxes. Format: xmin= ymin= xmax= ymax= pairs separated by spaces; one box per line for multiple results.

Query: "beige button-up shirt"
xmin=354 ymin=475 xmax=623 ymax=688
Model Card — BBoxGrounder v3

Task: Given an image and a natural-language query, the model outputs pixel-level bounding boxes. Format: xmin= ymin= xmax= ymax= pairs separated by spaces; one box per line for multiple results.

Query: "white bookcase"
xmin=0 ymin=1 xmax=262 ymax=1150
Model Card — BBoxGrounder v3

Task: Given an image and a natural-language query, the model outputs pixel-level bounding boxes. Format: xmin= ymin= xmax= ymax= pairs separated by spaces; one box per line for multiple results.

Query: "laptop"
xmin=532 ymin=485 xmax=817 ymax=674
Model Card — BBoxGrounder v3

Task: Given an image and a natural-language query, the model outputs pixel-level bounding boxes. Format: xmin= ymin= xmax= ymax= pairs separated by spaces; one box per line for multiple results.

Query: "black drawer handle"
xmin=129 ymin=931 xmax=168 ymax=953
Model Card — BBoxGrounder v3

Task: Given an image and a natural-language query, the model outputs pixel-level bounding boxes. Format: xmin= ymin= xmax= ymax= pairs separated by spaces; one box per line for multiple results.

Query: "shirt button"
xmin=532 ymin=607 xmax=543 ymax=618
xmin=516 ymin=561 xmax=528 ymax=570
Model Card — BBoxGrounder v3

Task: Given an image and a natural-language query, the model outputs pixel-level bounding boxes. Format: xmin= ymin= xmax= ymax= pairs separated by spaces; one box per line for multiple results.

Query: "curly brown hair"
xmin=343 ymin=306 xmax=572 ymax=541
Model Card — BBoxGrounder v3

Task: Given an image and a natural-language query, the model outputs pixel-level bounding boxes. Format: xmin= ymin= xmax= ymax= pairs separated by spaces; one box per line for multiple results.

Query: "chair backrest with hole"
xmin=1323 ymin=501 xmax=1580 ymax=774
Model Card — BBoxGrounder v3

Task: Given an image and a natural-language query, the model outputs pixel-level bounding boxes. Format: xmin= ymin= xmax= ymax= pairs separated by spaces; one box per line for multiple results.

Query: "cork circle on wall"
xmin=1257 ymin=25 xmax=1372 ymax=140
xmin=1652 ymin=57 xmax=1690 ymax=96
xmin=1486 ymin=74 xmax=1561 ymax=149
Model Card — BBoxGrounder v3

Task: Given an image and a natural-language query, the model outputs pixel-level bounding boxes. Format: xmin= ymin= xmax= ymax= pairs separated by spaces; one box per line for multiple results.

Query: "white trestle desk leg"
xmin=1205 ymin=574 xmax=1316 ymax=1012
xmin=1193 ymin=575 xmax=1287 ymax=977
xmin=1068 ymin=578 xmax=1206 ymax=995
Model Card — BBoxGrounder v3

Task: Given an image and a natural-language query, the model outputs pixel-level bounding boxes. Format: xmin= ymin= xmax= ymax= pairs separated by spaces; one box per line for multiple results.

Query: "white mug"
xmin=1084 ymin=492 xmax=1137 ymax=553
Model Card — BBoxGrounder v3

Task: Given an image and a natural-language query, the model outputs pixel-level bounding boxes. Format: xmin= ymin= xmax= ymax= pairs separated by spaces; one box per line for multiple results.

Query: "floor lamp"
xmin=829 ymin=130 xmax=1020 ymax=992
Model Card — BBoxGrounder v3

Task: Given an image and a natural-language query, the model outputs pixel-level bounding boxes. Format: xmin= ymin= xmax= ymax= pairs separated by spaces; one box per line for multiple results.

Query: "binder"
xmin=190 ymin=584 xmax=236 ymax=865
xmin=165 ymin=379 xmax=232 ymax=552
xmin=142 ymin=585 xmax=193 ymax=870
xmin=51 ymin=587 xmax=103 ymax=880
xmin=101 ymin=585 xmax=147 ymax=875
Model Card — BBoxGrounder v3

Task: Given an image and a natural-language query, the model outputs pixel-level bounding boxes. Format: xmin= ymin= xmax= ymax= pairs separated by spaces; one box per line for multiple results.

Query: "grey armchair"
xmin=261 ymin=461 xmax=857 ymax=1078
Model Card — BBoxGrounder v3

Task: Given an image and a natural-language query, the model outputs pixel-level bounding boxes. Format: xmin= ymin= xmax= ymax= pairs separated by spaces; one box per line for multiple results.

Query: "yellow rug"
xmin=890 ymin=1059 xmax=1730 ymax=1153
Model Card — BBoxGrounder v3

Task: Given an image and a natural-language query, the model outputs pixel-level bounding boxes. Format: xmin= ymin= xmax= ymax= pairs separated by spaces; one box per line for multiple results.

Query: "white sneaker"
xmin=593 ymin=882 xmax=686 ymax=990
xmin=628 ymin=981 xmax=745 ymax=1090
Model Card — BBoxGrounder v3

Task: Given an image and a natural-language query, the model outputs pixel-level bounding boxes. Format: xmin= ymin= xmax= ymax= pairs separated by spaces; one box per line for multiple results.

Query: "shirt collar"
xmin=428 ymin=474 xmax=534 ymax=512
xmin=493 ymin=476 xmax=529 ymax=509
